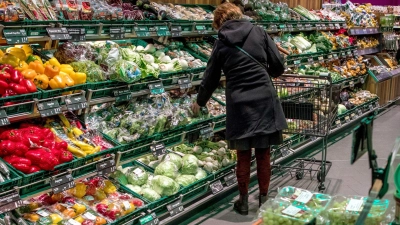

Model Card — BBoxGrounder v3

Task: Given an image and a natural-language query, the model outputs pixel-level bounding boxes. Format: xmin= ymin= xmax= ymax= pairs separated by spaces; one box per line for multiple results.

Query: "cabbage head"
xmin=151 ymin=175 xmax=180 ymax=196
xmin=142 ymin=188 xmax=161 ymax=202
xmin=125 ymin=184 xmax=142 ymax=195
xmin=126 ymin=167 xmax=148 ymax=186
xmin=176 ymin=175 xmax=197 ymax=187
xmin=181 ymin=154 xmax=199 ymax=175
xmin=154 ymin=161 xmax=178 ymax=179
xmin=163 ymin=153 xmax=183 ymax=169
xmin=195 ymin=168 xmax=208 ymax=180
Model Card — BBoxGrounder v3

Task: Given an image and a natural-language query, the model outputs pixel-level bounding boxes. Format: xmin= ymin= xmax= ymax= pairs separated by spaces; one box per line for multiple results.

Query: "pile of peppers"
xmin=0 ymin=64 xmax=37 ymax=99
xmin=0 ymin=124 xmax=74 ymax=174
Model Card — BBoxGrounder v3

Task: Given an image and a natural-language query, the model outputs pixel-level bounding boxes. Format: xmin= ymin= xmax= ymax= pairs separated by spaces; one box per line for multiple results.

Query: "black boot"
xmin=259 ymin=194 xmax=268 ymax=207
xmin=233 ymin=194 xmax=249 ymax=215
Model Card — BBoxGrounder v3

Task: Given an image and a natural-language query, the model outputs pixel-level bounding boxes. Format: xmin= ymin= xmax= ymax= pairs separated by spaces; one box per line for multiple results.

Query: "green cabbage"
xmin=151 ymin=175 xmax=180 ymax=196
xmin=181 ymin=154 xmax=199 ymax=175
xmin=126 ymin=167 xmax=149 ymax=186
xmin=121 ymin=47 xmax=141 ymax=64
xmin=125 ymin=184 xmax=142 ymax=195
xmin=338 ymin=104 xmax=347 ymax=115
xmin=195 ymin=168 xmax=208 ymax=180
xmin=176 ymin=175 xmax=197 ymax=187
xmin=155 ymin=161 xmax=179 ymax=179
xmin=163 ymin=153 xmax=183 ymax=169
xmin=142 ymin=188 xmax=161 ymax=202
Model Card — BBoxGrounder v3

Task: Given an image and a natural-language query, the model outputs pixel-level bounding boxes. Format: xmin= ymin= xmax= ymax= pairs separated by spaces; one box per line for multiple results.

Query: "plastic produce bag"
xmin=109 ymin=59 xmax=141 ymax=83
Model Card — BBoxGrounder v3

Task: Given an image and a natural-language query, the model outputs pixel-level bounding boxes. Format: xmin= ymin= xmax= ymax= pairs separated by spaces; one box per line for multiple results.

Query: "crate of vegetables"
xmin=17 ymin=176 xmax=147 ymax=225
xmin=0 ymin=158 xmax=21 ymax=192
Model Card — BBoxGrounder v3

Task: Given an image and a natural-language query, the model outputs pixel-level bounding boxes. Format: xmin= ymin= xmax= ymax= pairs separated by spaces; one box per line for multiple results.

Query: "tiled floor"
xmin=185 ymin=106 xmax=400 ymax=225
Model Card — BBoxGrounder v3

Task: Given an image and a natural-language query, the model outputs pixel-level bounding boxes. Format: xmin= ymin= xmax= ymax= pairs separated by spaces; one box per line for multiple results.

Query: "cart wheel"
xmin=296 ymin=170 xmax=304 ymax=180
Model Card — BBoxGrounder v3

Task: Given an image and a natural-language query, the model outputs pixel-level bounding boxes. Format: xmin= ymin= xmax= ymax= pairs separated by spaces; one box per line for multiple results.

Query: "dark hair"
xmin=212 ymin=3 xmax=243 ymax=30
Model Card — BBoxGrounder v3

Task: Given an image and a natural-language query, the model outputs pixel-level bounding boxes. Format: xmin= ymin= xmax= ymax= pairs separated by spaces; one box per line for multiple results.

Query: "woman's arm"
xmin=264 ymin=32 xmax=285 ymax=78
xmin=197 ymin=41 xmax=223 ymax=107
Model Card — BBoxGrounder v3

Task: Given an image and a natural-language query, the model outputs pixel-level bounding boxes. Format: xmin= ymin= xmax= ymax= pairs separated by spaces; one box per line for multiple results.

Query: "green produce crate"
xmin=25 ymin=20 xmax=59 ymax=37
xmin=1 ymin=100 xmax=35 ymax=117
xmin=0 ymin=91 xmax=42 ymax=105
xmin=213 ymin=114 xmax=226 ymax=132
xmin=40 ymin=83 xmax=88 ymax=99
xmin=88 ymin=82 xmax=130 ymax=100
xmin=72 ymin=133 xmax=122 ymax=178
xmin=212 ymin=163 xmax=236 ymax=181
xmin=60 ymin=20 xmax=101 ymax=35
xmin=191 ymin=67 xmax=206 ymax=81
xmin=0 ymin=159 xmax=21 ymax=193
xmin=184 ymin=117 xmax=214 ymax=133
xmin=159 ymin=71 xmax=189 ymax=86
xmin=161 ymin=127 xmax=185 ymax=147
xmin=118 ymin=134 xmax=161 ymax=161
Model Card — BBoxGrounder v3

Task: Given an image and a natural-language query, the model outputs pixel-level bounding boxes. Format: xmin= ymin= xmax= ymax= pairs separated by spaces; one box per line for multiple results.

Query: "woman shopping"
xmin=191 ymin=3 xmax=287 ymax=215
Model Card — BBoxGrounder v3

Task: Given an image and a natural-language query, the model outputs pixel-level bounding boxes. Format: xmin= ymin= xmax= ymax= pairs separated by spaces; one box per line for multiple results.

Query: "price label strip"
xmin=50 ymin=174 xmax=75 ymax=194
xmin=357 ymin=109 xmax=362 ymax=116
xmin=3 ymin=29 xmax=28 ymax=44
xmin=113 ymin=88 xmax=132 ymax=103
xmin=0 ymin=192 xmax=23 ymax=214
xmin=167 ymin=200 xmax=184 ymax=217
xmin=140 ymin=213 xmax=159 ymax=225
xmin=178 ymin=77 xmax=192 ymax=89
xmin=200 ymin=126 xmax=213 ymax=139
xmin=0 ymin=109 xmax=10 ymax=127
xmin=65 ymin=94 xmax=88 ymax=111
xmin=96 ymin=159 xmax=116 ymax=176
xmin=318 ymin=56 xmax=324 ymax=62
xmin=349 ymin=81 xmax=355 ymax=88
xmin=171 ymin=26 xmax=182 ymax=37
xmin=46 ymin=27 xmax=71 ymax=41
xmin=149 ymin=82 xmax=164 ymax=95
xmin=135 ymin=26 xmax=150 ymax=37
xmin=210 ymin=180 xmax=224 ymax=194
xmin=156 ymin=26 xmax=170 ymax=37
xmin=38 ymin=100 xmax=62 ymax=117
xmin=68 ymin=28 xmax=86 ymax=42
xmin=150 ymin=143 xmax=166 ymax=157
xmin=196 ymin=25 xmax=207 ymax=34
xmin=110 ymin=27 xmax=125 ymax=40
xmin=224 ymin=173 xmax=237 ymax=187
xmin=308 ymin=58 xmax=314 ymax=63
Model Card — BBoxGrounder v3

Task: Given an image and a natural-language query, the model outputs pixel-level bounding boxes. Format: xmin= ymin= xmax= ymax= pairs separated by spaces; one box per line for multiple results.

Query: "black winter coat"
xmin=197 ymin=19 xmax=288 ymax=140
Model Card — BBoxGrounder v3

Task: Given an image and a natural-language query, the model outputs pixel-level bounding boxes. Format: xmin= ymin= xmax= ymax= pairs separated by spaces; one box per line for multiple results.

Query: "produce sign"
xmin=171 ymin=26 xmax=182 ymax=37
xmin=50 ymin=174 xmax=75 ymax=194
xmin=224 ymin=172 xmax=237 ymax=186
xmin=96 ymin=159 xmax=116 ymax=176
xmin=135 ymin=26 xmax=150 ymax=37
xmin=109 ymin=27 xmax=125 ymax=40
xmin=3 ymin=29 xmax=28 ymax=44
xmin=156 ymin=26 xmax=170 ymax=37
xmin=67 ymin=28 xmax=86 ymax=42
xmin=149 ymin=82 xmax=164 ymax=95
xmin=200 ymin=126 xmax=213 ymax=139
xmin=0 ymin=191 xmax=23 ymax=214
xmin=65 ymin=94 xmax=88 ymax=111
xmin=0 ymin=109 xmax=10 ymax=127
xmin=280 ymin=146 xmax=290 ymax=157
xmin=167 ymin=200 xmax=184 ymax=217
xmin=150 ymin=143 xmax=166 ymax=157
xmin=196 ymin=25 xmax=206 ymax=34
xmin=140 ymin=213 xmax=159 ymax=225
xmin=37 ymin=100 xmax=62 ymax=117
xmin=335 ymin=120 xmax=341 ymax=127
xmin=178 ymin=77 xmax=192 ymax=89
xmin=113 ymin=88 xmax=132 ymax=103
xmin=46 ymin=27 xmax=71 ymax=41
xmin=210 ymin=180 xmax=223 ymax=194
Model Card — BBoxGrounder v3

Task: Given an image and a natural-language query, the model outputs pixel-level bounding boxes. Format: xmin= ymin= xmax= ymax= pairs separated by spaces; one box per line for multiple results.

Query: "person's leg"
xmin=234 ymin=149 xmax=251 ymax=215
xmin=255 ymin=147 xmax=271 ymax=206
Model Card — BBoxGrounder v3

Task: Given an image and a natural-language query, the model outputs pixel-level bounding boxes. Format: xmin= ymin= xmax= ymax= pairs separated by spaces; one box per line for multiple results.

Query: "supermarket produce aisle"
xmin=183 ymin=105 xmax=400 ymax=225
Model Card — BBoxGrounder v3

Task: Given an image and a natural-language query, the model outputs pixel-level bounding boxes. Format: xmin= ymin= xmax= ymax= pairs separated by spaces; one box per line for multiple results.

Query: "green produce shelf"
xmin=1 ymin=100 xmax=35 ymax=117
xmin=60 ymin=20 xmax=101 ymax=35
xmin=0 ymin=91 xmax=42 ymax=106
xmin=0 ymin=159 xmax=21 ymax=193
xmin=336 ymin=97 xmax=379 ymax=123
xmin=40 ymin=83 xmax=89 ymax=99
xmin=118 ymin=135 xmax=161 ymax=161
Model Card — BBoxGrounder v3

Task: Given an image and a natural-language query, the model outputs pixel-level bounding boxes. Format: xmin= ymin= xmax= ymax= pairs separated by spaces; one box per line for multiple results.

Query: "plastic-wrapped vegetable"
xmin=70 ymin=60 xmax=106 ymax=82
xmin=151 ymin=175 xmax=180 ymax=196
xmin=126 ymin=167 xmax=148 ymax=186
xmin=176 ymin=175 xmax=197 ymax=187
xmin=142 ymin=188 xmax=161 ymax=201
xmin=110 ymin=60 xmax=141 ymax=83
xmin=154 ymin=161 xmax=179 ymax=179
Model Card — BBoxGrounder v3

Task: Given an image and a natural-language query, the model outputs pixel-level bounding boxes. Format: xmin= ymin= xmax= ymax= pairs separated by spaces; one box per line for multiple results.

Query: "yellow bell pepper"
xmin=44 ymin=65 xmax=60 ymax=78
xmin=59 ymin=72 xmax=75 ymax=87
xmin=48 ymin=57 xmax=61 ymax=67
xmin=60 ymin=67 xmax=75 ymax=77
xmin=6 ymin=47 xmax=26 ymax=61
xmin=103 ymin=180 xmax=117 ymax=194
xmin=72 ymin=203 xmax=86 ymax=214
xmin=15 ymin=61 xmax=28 ymax=72
xmin=15 ymin=44 xmax=33 ymax=55
xmin=23 ymin=213 xmax=40 ymax=222
xmin=72 ymin=183 xmax=87 ymax=198
xmin=49 ymin=214 xmax=62 ymax=224
xmin=1 ymin=53 xmax=20 ymax=68
xmin=0 ymin=49 xmax=4 ymax=58
xmin=49 ymin=75 xmax=66 ymax=89
xmin=34 ymin=74 xmax=49 ymax=89
xmin=74 ymin=216 xmax=85 ymax=223
xmin=21 ymin=69 xmax=37 ymax=80
xmin=70 ymin=72 xmax=86 ymax=84
xmin=60 ymin=64 xmax=73 ymax=70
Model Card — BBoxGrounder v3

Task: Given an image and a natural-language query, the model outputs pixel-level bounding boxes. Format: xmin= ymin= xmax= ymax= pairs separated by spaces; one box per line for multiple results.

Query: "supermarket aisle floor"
xmin=185 ymin=105 xmax=400 ymax=225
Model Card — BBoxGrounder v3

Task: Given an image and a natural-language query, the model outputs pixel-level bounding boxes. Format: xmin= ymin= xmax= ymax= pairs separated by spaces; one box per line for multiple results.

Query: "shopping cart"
xmin=272 ymin=73 xmax=336 ymax=192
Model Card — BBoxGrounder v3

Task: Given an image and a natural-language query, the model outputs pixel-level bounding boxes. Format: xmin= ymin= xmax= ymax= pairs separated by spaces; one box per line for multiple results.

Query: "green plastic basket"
xmin=40 ymin=83 xmax=88 ymax=99
xmin=25 ymin=20 xmax=59 ymax=37
xmin=1 ymin=100 xmax=35 ymax=117
xmin=118 ymin=135 xmax=161 ymax=161
xmin=0 ymin=159 xmax=21 ymax=192
xmin=0 ymin=91 xmax=42 ymax=105
xmin=60 ymin=20 xmax=101 ymax=35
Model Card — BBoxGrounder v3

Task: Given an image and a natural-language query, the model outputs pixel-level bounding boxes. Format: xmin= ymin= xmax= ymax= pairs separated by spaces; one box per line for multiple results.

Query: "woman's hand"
xmin=191 ymin=102 xmax=201 ymax=116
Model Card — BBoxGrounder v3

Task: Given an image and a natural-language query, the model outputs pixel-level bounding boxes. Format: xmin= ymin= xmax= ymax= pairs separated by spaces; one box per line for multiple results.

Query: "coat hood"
xmin=218 ymin=19 xmax=254 ymax=45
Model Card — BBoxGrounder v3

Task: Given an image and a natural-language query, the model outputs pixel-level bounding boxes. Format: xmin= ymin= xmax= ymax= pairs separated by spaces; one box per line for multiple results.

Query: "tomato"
xmin=20 ymin=79 xmax=37 ymax=93
xmin=10 ymin=83 xmax=28 ymax=95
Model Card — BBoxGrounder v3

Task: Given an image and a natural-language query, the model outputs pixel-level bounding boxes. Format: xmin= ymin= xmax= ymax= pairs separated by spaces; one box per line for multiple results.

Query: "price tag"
xmin=50 ymin=174 xmax=75 ymax=194
xmin=335 ymin=120 xmax=341 ymax=127
xmin=210 ymin=180 xmax=223 ymax=194
xmin=109 ymin=27 xmax=125 ymax=40
xmin=178 ymin=77 xmax=192 ymax=89
xmin=335 ymin=23 xmax=340 ymax=29
xmin=140 ymin=213 xmax=159 ymax=225
xmin=0 ymin=110 xmax=10 ymax=127
xmin=167 ymin=200 xmax=184 ymax=217
xmin=150 ymin=143 xmax=166 ymax=157
xmin=0 ymin=198 xmax=23 ymax=214
xmin=346 ymin=199 xmax=364 ymax=212
xmin=362 ymin=28 xmax=367 ymax=34
xmin=46 ymin=27 xmax=71 ymax=40
xmin=68 ymin=28 xmax=86 ymax=42
xmin=327 ymin=54 xmax=333 ymax=60
xmin=149 ymin=82 xmax=164 ymax=95
xmin=295 ymin=190 xmax=313 ymax=204
xmin=357 ymin=109 xmax=362 ymax=116
xmin=156 ymin=26 xmax=170 ymax=36
xmin=286 ymin=24 xmax=293 ymax=31
xmin=196 ymin=25 xmax=207 ymax=34
xmin=347 ymin=51 xmax=352 ymax=56
xmin=3 ymin=29 xmax=28 ymax=44
xmin=293 ymin=60 xmax=301 ymax=65
xmin=269 ymin=24 xmax=277 ymax=32
xmin=38 ymin=100 xmax=62 ymax=117
xmin=351 ymin=113 xmax=356 ymax=119
xmin=96 ymin=159 xmax=116 ymax=176
xmin=318 ymin=56 xmax=324 ymax=62
xmin=369 ymin=104 xmax=373 ymax=110
xmin=282 ymin=205 xmax=302 ymax=217
xmin=333 ymin=54 xmax=338 ymax=60
xmin=375 ymin=102 xmax=380 ymax=108
xmin=305 ymin=24 xmax=312 ymax=30
xmin=315 ymin=24 xmax=321 ymax=30
xmin=353 ymin=50 xmax=358 ymax=57
xmin=280 ymin=146 xmax=290 ymax=157
xmin=345 ymin=116 xmax=350 ymax=122
xmin=308 ymin=58 xmax=314 ymax=63
xmin=296 ymin=24 xmax=303 ymax=30
xmin=65 ymin=94 xmax=88 ymax=111
xmin=135 ymin=26 xmax=150 ymax=37
xmin=113 ymin=88 xmax=132 ymax=103
xmin=320 ymin=24 xmax=327 ymax=30
xmin=328 ymin=23 xmax=334 ymax=29
xmin=200 ymin=126 xmax=213 ymax=139
xmin=349 ymin=81 xmax=355 ymax=88
xmin=68 ymin=219 xmax=81 ymax=225
xmin=0 ymin=191 xmax=20 ymax=207
xmin=279 ymin=24 xmax=286 ymax=30
xmin=171 ymin=26 xmax=182 ymax=37
xmin=223 ymin=173 xmax=237 ymax=186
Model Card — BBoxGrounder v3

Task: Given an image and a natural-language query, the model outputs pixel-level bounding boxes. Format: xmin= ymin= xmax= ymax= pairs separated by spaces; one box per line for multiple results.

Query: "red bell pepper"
xmin=20 ymin=79 xmax=37 ymax=93
xmin=25 ymin=149 xmax=47 ymax=165
xmin=0 ymin=80 xmax=8 ymax=92
xmin=0 ymin=64 xmax=13 ymax=70
xmin=59 ymin=150 xmax=73 ymax=163
xmin=42 ymin=139 xmax=56 ymax=149
xmin=50 ymin=148 xmax=61 ymax=160
xmin=28 ymin=165 xmax=40 ymax=174
xmin=55 ymin=141 xmax=68 ymax=150
xmin=42 ymin=128 xmax=55 ymax=140
xmin=39 ymin=152 xmax=59 ymax=171
xmin=14 ymin=142 xmax=29 ymax=157
xmin=4 ymin=155 xmax=31 ymax=165
xmin=2 ymin=89 xmax=16 ymax=98
xmin=38 ymin=194 xmax=57 ymax=206
xmin=9 ymin=83 xmax=28 ymax=95
xmin=0 ymin=140 xmax=16 ymax=156
xmin=0 ymin=129 xmax=22 ymax=142
xmin=6 ymin=67 xmax=23 ymax=84
xmin=12 ymin=163 xmax=32 ymax=174
xmin=0 ymin=69 xmax=11 ymax=83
